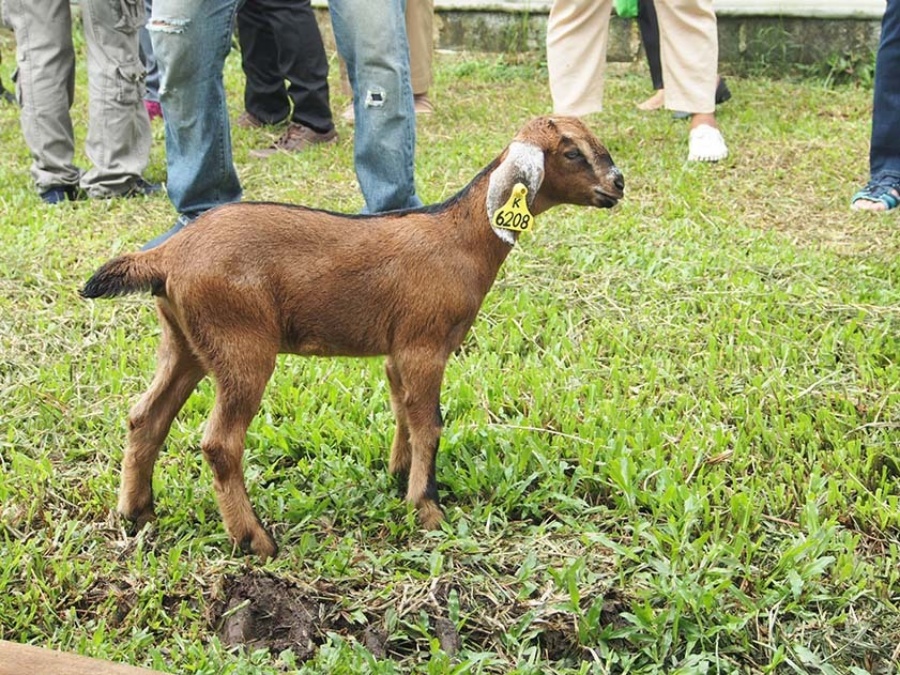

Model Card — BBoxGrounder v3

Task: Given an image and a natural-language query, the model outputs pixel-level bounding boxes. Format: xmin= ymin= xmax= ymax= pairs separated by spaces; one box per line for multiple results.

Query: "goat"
xmin=81 ymin=116 xmax=625 ymax=561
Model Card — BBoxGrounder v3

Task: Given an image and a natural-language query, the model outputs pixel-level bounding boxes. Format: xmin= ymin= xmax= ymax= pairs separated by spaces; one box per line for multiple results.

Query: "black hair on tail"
xmin=80 ymin=253 xmax=166 ymax=299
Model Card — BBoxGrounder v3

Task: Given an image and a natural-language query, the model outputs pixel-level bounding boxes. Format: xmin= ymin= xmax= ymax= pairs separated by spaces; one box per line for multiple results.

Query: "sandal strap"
xmin=851 ymin=176 xmax=900 ymax=210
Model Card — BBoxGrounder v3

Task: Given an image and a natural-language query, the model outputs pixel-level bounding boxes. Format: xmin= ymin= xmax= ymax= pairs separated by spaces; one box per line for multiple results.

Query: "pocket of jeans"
xmin=114 ymin=0 xmax=145 ymax=33
xmin=116 ymin=62 xmax=146 ymax=104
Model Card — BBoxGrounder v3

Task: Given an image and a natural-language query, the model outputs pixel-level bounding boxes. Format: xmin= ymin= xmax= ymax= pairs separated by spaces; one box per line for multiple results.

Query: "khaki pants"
xmin=547 ymin=0 xmax=718 ymax=115
xmin=6 ymin=0 xmax=151 ymax=196
xmin=406 ymin=0 xmax=433 ymax=96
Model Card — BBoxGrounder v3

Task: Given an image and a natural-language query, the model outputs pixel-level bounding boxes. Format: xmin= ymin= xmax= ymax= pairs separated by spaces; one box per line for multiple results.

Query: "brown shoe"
xmin=250 ymin=122 xmax=338 ymax=158
xmin=236 ymin=111 xmax=265 ymax=129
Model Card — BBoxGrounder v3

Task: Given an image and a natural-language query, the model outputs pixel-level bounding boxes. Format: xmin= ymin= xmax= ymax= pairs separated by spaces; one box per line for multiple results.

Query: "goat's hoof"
xmin=238 ymin=529 xmax=278 ymax=562
xmin=417 ymin=501 xmax=445 ymax=530
xmin=117 ymin=506 xmax=156 ymax=535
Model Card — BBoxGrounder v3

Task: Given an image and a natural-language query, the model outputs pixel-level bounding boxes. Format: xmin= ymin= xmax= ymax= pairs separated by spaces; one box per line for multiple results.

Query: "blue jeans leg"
xmin=149 ymin=0 xmax=242 ymax=219
xmin=870 ymin=0 xmax=900 ymax=182
xmin=330 ymin=0 xmax=422 ymax=213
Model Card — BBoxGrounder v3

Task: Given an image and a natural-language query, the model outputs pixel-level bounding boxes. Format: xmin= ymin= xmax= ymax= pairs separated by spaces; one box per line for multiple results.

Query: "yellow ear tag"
xmin=492 ymin=183 xmax=534 ymax=232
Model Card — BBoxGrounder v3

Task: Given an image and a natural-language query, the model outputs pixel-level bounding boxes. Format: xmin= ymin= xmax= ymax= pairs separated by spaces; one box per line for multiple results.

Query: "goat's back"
xmin=153 ymin=202 xmax=497 ymax=358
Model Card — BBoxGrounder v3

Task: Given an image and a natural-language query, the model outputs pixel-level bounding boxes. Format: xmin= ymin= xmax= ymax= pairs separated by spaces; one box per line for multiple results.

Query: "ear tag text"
xmin=492 ymin=183 xmax=534 ymax=232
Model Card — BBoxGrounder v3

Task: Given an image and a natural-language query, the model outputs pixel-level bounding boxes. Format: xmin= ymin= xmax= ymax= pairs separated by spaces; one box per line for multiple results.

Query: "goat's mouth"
xmin=593 ymin=187 xmax=623 ymax=208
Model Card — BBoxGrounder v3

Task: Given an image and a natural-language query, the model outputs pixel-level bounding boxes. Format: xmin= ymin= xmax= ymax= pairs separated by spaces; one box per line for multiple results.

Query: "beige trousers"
xmin=406 ymin=0 xmax=433 ymax=95
xmin=547 ymin=0 xmax=718 ymax=115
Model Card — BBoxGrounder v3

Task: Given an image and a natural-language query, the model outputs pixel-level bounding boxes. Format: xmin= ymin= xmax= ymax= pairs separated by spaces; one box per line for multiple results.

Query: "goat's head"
xmin=487 ymin=116 xmax=624 ymax=244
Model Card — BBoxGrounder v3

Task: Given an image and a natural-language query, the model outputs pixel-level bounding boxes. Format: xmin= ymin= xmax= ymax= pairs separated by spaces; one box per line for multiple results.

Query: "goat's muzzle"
xmin=594 ymin=166 xmax=625 ymax=208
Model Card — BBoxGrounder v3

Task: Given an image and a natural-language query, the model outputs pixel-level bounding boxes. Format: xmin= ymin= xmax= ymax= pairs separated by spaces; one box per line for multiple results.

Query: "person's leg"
xmin=636 ymin=0 xmax=665 ymax=110
xmin=271 ymin=0 xmax=334 ymax=132
xmin=655 ymin=0 xmax=727 ymax=161
xmin=406 ymin=0 xmax=434 ymax=104
xmin=139 ymin=0 xmax=162 ymax=119
xmin=236 ymin=0 xmax=291 ymax=125
xmin=80 ymin=0 xmax=153 ymax=197
xmin=148 ymin=0 xmax=242 ymax=222
xmin=639 ymin=0 xmax=664 ymax=90
xmin=853 ymin=0 xmax=900 ymax=211
xmin=329 ymin=0 xmax=421 ymax=213
xmin=6 ymin=0 xmax=82 ymax=198
xmin=546 ymin=0 xmax=613 ymax=116
xmin=140 ymin=0 xmax=159 ymax=103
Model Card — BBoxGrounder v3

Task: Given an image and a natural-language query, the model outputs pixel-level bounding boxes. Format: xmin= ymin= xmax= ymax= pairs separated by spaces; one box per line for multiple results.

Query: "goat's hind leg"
xmin=385 ymin=357 xmax=412 ymax=492
xmin=118 ymin=305 xmax=206 ymax=529
xmin=201 ymin=347 xmax=278 ymax=561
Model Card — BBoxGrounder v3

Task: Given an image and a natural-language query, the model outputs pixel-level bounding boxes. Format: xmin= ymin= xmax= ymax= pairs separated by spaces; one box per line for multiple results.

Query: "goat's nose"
xmin=611 ymin=167 xmax=625 ymax=192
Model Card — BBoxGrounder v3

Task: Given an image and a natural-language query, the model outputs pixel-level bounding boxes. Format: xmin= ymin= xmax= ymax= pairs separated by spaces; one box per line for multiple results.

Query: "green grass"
xmin=1 ymin=24 xmax=899 ymax=675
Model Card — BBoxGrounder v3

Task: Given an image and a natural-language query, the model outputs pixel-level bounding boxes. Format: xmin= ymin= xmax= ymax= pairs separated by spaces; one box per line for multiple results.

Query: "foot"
xmin=688 ymin=117 xmax=728 ymax=162
xmin=417 ymin=499 xmax=444 ymax=530
xmin=637 ymin=89 xmax=665 ymax=111
xmin=249 ymin=122 xmax=338 ymax=158
xmin=123 ymin=177 xmax=163 ymax=198
xmin=851 ymin=176 xmax=900 ymax=212
xmin=235 ymin=111 xmax=287 ymax=129
xmin=141 ymin=213 xmax=193 ymax=250
xmin=341 ymin=105 xmax=355 ymax=125
xmin=414 ymin=93 xmax=435 ymax=114
xmin=39 ymin=184 xmax=82 ymax=204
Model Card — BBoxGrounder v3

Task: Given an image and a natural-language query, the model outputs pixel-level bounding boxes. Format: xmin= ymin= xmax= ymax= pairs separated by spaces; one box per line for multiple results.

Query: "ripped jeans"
xmin=6 ymin=0 xmax=152 ymax=196
xmin=148 ymin=0 xmax=420 ymax=219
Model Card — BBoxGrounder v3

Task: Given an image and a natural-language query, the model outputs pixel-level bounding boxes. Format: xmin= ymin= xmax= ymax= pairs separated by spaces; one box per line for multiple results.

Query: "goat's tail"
xmin=80 ymin=251 xmax=167 ymax=299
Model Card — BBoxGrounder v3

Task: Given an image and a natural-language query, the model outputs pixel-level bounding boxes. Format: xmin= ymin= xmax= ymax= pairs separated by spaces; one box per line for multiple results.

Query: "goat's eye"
xmin=564 ymin=149 xmax=582 ymax=160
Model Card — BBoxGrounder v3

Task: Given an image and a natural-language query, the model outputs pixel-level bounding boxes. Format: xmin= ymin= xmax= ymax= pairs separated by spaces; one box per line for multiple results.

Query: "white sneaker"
xmin=688 ymin=124 xmax=728 ymax=162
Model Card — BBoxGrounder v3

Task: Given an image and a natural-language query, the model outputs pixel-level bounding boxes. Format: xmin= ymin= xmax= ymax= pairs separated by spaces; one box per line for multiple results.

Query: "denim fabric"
xmin=148 ymin=0 xmax=419 ymax=222
xmin=148 ymin=0 xmax=243 ymax=219
xmin=870 ymin=0 xmax=900 ymax=182
xmin=331 ymin=0 xmax=422 ymax=212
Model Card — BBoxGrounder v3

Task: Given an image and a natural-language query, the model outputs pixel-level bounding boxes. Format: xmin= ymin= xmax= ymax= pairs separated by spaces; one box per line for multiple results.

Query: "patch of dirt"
xmin=209 ymin=570 xmax=627 ymax=665
xmin=212 ymin=575 xmax=324 ymax=661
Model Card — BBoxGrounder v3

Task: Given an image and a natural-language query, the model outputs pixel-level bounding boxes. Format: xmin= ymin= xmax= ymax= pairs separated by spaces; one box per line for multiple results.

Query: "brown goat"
xmin=81 ymin=116 xmax=624 ymax=560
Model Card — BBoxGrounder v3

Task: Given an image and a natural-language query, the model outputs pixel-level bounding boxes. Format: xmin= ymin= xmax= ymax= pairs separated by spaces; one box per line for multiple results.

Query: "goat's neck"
xmin=448 ymin=171 xmax=517 ymax=291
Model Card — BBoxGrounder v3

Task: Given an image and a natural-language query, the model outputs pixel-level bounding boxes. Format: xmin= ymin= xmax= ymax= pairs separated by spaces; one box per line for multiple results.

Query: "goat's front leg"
xmin=119 ymin=312 xmax=206 ymax=528
xmin=201 ymin=355 xmax=278 ymax=561
xmin=394 ymin=351 xmax=447 ymax=530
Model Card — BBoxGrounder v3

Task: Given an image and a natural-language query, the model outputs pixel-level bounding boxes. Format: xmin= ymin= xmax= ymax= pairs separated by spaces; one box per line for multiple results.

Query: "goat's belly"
xmin=281 ymin=335 xmax=387 ymax=358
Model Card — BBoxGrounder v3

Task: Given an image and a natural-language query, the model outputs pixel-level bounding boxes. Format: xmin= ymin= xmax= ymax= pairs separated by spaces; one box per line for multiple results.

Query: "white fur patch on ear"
xmin=487 ymin=142 xmax=545 ymax=245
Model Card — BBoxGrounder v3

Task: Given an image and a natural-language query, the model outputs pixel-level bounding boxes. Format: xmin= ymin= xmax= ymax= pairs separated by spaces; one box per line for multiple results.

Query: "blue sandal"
xmin=851 ymin=176 xmax=900 ymax=211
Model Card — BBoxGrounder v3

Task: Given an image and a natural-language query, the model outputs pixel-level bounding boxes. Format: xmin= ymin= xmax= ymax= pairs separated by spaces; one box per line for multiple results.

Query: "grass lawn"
xmin=1 ymin=23 xmax=899 ymax=675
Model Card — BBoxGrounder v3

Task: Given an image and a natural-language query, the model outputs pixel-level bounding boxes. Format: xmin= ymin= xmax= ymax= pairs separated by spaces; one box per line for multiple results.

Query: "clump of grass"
xmin=1 ymin=31 xmax=898 ymax=675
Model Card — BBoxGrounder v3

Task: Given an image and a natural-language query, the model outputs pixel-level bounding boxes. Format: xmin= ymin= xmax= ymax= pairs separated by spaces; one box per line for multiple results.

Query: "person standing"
xmin=6 ymin=0 xmax=158 ymax=204
xmin=143 ymin=0 xmax=420 ymax=249
xmin=546 ymin=0 xmax=728 ymax=162
xmin=851 ymin=0 xmax=900 ymax=212
xmin=235 ymin=0 xmax=338 ymax=157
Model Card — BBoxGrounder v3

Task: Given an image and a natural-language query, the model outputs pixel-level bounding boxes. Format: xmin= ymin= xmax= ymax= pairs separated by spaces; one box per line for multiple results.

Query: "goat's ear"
xmin=486 ymin=142 xmax=545 ymax=244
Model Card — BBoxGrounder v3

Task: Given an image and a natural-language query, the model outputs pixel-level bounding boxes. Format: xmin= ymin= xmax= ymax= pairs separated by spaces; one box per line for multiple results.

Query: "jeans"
xmin=149 ymin=0 xmax=243 ymax=219
xmin=332 ymin=0 xmax=421 ymax=212
xmin=870 ymin=0 xmax=900 ymax=182
xmin=148 ymin=0 xmax=419 ymax=223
